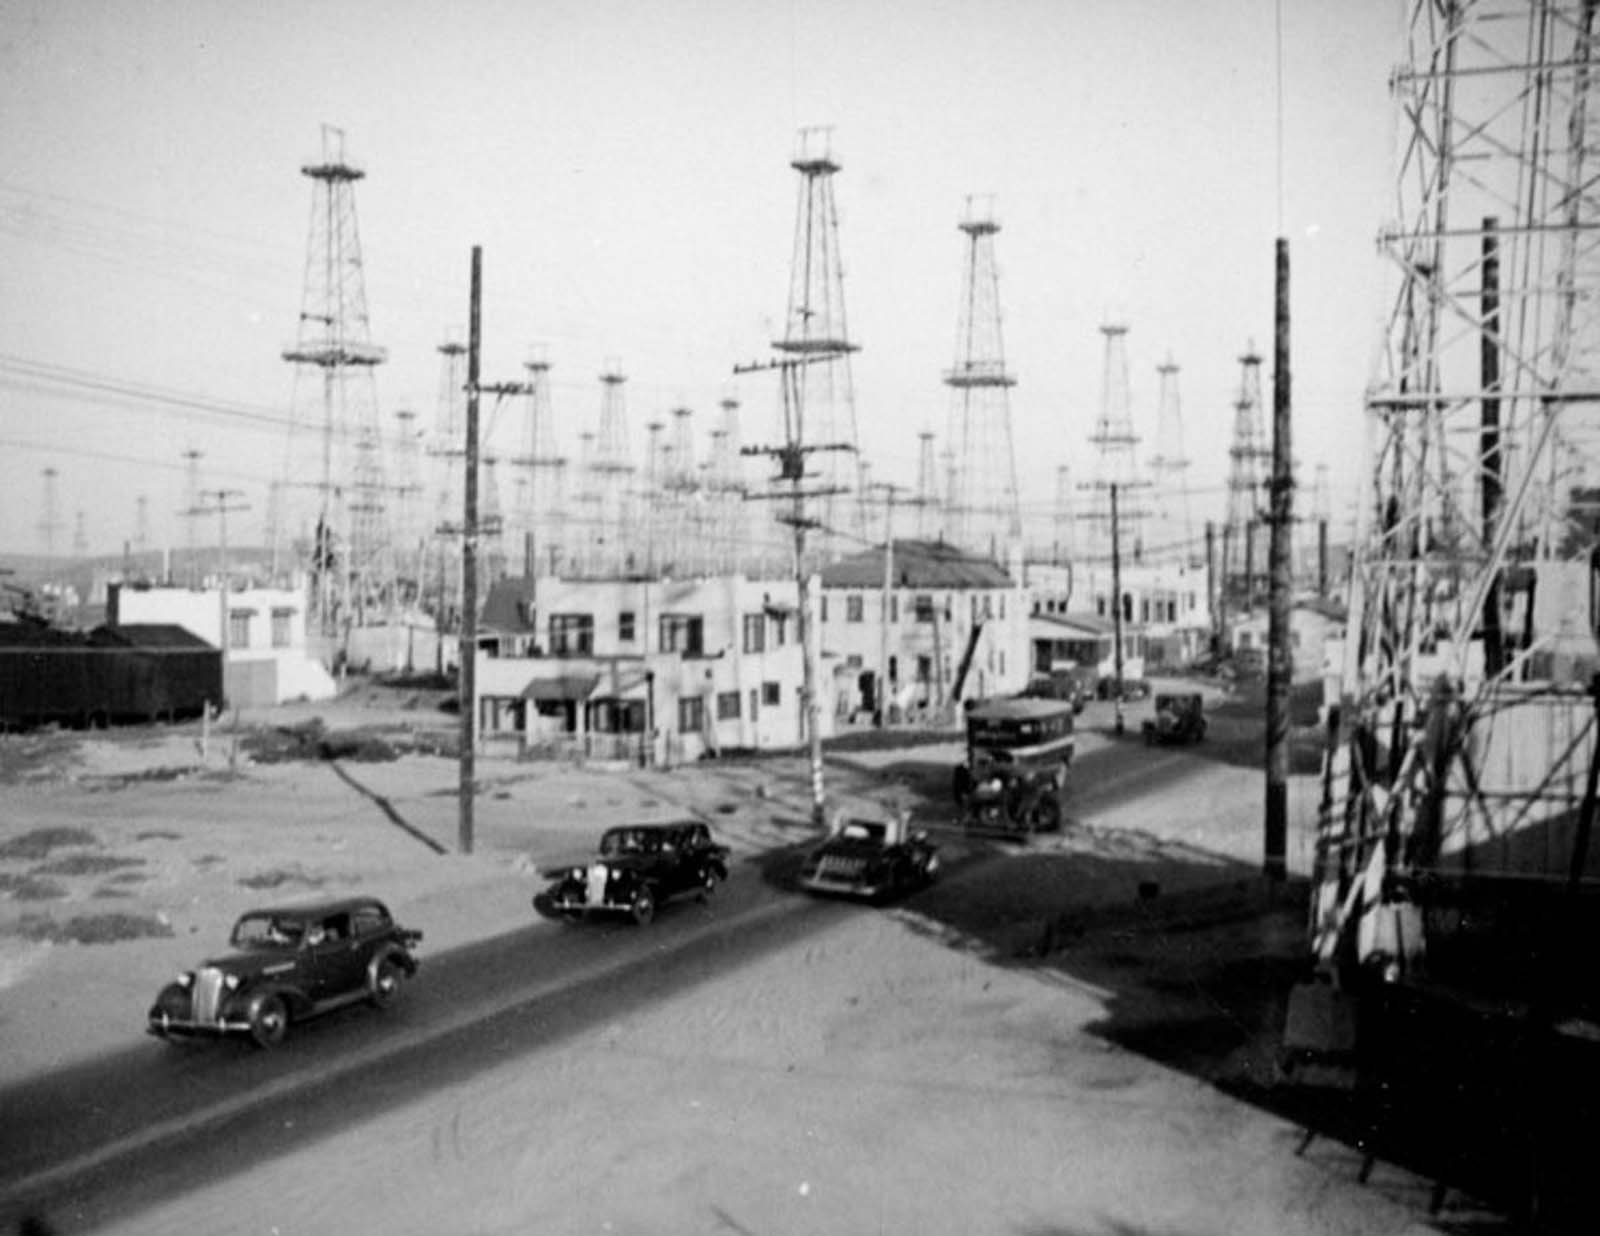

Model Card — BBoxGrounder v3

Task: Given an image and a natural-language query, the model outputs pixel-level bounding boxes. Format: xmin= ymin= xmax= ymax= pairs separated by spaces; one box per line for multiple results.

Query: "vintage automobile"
xmin=532 ymin=820 xmax=730 ymax=926
xmin=1142 ymin=692 xmax=1207 ymax=745
xmin=959 ymin=764 xmax=1063 ymax=835
xmin=147 ymin=896 xmax=422 ymax=1048
xmin=797 ymin=810 xmax=939 ymax=901
xmin=1018 ymin=671 xmax=1088 ymax=715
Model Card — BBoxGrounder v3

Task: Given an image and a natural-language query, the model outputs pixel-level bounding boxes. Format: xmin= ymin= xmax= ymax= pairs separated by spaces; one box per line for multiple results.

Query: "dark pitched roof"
xmin=481 ymin=577 xmax=539 ymax=633
xmin=1031 ymin=612 xmax=1119 ymax=637
xmin=820 ymin=539 xmax=1012 ymax=590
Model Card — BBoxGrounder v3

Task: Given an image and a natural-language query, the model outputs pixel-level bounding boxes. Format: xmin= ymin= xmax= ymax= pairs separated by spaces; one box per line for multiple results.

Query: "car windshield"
xmin=231 ymin=914 xmax=306 ymax=950
xmin=599 ymin=829 xmax=659 ymax=857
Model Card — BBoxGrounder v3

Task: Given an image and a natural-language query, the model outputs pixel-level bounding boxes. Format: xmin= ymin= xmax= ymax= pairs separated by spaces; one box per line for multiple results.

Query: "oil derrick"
xmin=134 ymin=495 xmax=149 ymax=560
xmin=772 ymin=127 xmax=861 ymax=557
xmin=944 ymin=195 xmax=1021 ymax=558
xmin=480 ymin=455 xmax=506 ymax=586
xmin=591 ymin=361 xmax=635 ymax=576
xmin=1083 ymin=323 xmax=1146 ymax=562
xmin=1052 ymin=465 xmax=1076 ymax=566
xmin=391 ymin=408 xmax=425 ymax=603
xmin=905 ymin=430 xmax=935 ymax=540
xmin=35 ymin=467 xmax=60 ymax=558
xmin=572 ymin=429 xmax=601 ymax=576
xmin=427 ymin=334 xmax=469 ymax=627
xmin=704 ymin=395 xmax=750 ymax=575
xmin=1146 ymin=354 xmax=1194 ymax=564
xmin=1311 ymin=0 xmax=1600 ymax=1037
xmin=509 ymin=347 xmax=566 ymax=578
xmin=281 ymin=124 xmax=392 ymax=634
xmin=72 ymin=510 xmax=86 ymax=558
xmin=181 ymin=449 xmax=203 ymax=585
xmin=1221 ymin=346 xmax=1269 ymax=609
xmin=663 ymin=404 xmax=702 ymax=574
xmin=1304 ymin=461 xmax=1331 ymax=594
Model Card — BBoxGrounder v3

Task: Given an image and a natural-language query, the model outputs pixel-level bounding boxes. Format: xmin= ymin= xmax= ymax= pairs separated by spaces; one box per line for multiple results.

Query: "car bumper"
xmin=797 ymin=872 xmax=889 ymax=899
xmin=147 ymin=1011 xmax=254 ymax=1038
xmin=532 ymin=891 xmax=635 ymax=919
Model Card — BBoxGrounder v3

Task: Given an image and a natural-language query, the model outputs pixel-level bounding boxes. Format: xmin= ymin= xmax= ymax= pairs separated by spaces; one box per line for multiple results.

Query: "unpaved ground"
xmin=0 ymin=682 xmax=1483 ymax=1235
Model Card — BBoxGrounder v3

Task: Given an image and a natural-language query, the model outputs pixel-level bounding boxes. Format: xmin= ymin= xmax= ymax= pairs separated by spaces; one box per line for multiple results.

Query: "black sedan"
xmin=798 ymin=812 xmax=939 ymax=902
xmin=147 ymin=896 xmax=422 ymax=1048
xmin=533 ymin=820 xmax=730 ymax=926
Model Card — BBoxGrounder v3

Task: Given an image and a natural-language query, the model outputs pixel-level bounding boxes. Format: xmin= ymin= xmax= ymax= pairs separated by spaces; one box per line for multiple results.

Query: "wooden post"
xmin=1265 ymin=237 xmax=1292 ymax=882
xmin=1111 ymin=482 xmax=1125 ymax=736
xmin=458 ymin=246 xmax=482 ymax=855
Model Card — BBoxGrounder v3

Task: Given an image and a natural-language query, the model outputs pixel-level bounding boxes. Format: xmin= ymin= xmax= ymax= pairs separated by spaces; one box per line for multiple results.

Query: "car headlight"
xmin=176 ymin=972 xmax=193 ymax=988
xmin=223 ymin=974 xmax=242 ymax=990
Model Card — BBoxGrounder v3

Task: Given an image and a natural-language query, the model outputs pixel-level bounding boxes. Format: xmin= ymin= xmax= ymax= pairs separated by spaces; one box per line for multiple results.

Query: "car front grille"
xmin=586 ymin=863 xmax=609 ymax=906
xmin=193 ymin=967 xmax=224 ymax=1025
xmin=818 ymin=855 xmax=866 ymax=879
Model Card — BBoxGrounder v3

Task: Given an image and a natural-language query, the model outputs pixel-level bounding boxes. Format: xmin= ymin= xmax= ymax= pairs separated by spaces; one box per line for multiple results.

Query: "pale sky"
xmin=0 ymin=0 xmax=1399 ymax=558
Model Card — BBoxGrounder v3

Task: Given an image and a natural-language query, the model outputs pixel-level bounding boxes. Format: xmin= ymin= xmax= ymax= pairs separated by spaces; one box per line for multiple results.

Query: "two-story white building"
xmin=819 ymin=538 xmax=1028 ymax=718
xmin=472 ymin=573 xmax=833 ymax=762
xmin=106 ymin=580 xmax=338 ymax=708
xmin=1027 ymin=557 xmax=1214 ymax=669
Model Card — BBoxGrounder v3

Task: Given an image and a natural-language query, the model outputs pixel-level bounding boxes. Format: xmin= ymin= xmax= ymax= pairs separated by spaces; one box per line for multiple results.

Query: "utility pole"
xmin=737 ymin=351 xmax=854 ymax=827
xmin=1110 ymin=481 xmax=1125 ymax=736
xmin=459 ymin=246 xmax=482 ymax=856
xmin=196 ymin=489 xmax=249 ymax=711
xmin=1205 ymin=520 xmax=1219 ymax=655
xmin=1264 ymin=238 xmax=1292 ymax=883
xmin=872 ymin=482 xmax=904 ymax=726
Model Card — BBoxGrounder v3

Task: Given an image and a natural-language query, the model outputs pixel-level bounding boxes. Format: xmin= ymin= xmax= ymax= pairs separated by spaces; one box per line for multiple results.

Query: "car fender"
xmin=232 ymin=979 xmax=313 ymax=1020
xmin=367 ymin=944 xmax=418 ymax=986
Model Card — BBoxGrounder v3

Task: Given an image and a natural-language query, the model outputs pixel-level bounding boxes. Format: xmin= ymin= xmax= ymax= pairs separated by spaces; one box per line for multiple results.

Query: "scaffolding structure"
xmin=280 ymin=124 xmax=392 ymax=635
xmin=509 ymin=346 xmax=566 ymax=578
xmin=943 ymin=195 xmax=1022 ymax=558
xmin=1313 ymin=0 xmax=1600 ymax=1025
xmin=1222 ymin=345 xmax=1269 ymax=610
xmin=1146 ymin=353 xmax=1194 ymax=565
xmin=771 ymin=127 xmax=861 ymax=557
xmin=1082 ymin=323 xmax=1146 ymax=561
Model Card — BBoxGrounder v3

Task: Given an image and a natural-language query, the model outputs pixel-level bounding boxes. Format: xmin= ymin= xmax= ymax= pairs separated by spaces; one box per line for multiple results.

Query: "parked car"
xmin=533 ymin=821 xmax=730 ymax=926
xmin=798 ymin=810 xmax=939 ymax=901
xmin=959 ymin=764 xmax=1063 ymax=835
xmin=1142 ymin=693 xmax=1207 ymax=745
xmin=1018 ymin=672 xmax=1088 ymax=714
xmin=147 ymin=896 xmax=422 ymax=1048
xmin=1097 ymin=675 xmax=1152 ymax=702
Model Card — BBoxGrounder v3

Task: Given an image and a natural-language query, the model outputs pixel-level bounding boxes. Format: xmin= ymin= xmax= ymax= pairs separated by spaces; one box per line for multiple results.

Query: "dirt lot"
xmin=0 ymin=681 xmax=1505 ymax=1233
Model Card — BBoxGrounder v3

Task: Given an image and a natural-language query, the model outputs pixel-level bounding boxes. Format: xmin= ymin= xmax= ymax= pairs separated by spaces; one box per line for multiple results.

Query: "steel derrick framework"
xmin=1316 ymin=1 xmax=1600 ymax=988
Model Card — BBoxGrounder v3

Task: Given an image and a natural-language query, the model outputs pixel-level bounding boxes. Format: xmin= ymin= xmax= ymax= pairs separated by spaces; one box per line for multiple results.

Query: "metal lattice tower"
xmin=1146 ymin=354 xmax=1194 ymax=564
xmin=1052 ymin=464 xmax=1076 ymax=566
xmin=772 ymin=127 xmax=863 ymax=552
xmin=592 ymin=361 xmax=636 ymax=575
xmin=134 ymin=494 xmax=149 ymax=560
xmin=1313 ymin=1 xmax=1600 ymax=1013
xmin=704 ymin=394 xmax=751 ymax=574
xmin=281 ymin=124 xmax=392 ymax=633
xmin=511 ymin=346 xmax=566 ymax=578
xmin=1083 ymin=323 xmax=1145 ymax=561
xmin=944 ymin=195 xmax=1021 ymax=558
xmin=1222 ymin=345 xmax=1269 ymax=608
xmin=480 ymin=455 xmax=506 ymax=586
xmin=35 ymin=467 xmax=61 ymax=558
xmin=391 ymin=408 xmax=425 ymax=600
xmin=72 ymin=510 xmax=86 ymax=558
xmin=912 ymin=430 xmax=939 ymax=540
xmin=181 ymin=449 xmax=203 ymax=585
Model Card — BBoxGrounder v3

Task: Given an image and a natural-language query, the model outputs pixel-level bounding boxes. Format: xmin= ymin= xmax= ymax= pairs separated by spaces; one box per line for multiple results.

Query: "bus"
xmin=954 ymin=696 xmax=1077 ymax=800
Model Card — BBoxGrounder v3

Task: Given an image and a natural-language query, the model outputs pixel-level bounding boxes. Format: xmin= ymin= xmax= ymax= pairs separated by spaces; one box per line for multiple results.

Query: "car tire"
xmin=697 ymin=868 xmax=719 ymax=903
xmin=249 ymin=994 xmax=289 ymax=1049
xmin=369 ymin=956 xmax=403 ymax=1009
xmin=631 ymin=888 xmax=656 ymax=926
xmin=1027 ymin=794 xmax=1063 ymax=834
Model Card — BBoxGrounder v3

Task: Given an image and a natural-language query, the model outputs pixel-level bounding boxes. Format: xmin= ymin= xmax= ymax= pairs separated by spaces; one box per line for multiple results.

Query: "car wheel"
xmin=249 ymin=994 xmax=289 ymax=1049
xmin=697 ymin=868 xmax=719 ymax=903
xmin=1028 ymin=794 xmax=1063 ymax=834
xmin=369 ymin=956 xmax=403 ymax=1009
xmin=631 ymin=888 xmax=656 ymax=926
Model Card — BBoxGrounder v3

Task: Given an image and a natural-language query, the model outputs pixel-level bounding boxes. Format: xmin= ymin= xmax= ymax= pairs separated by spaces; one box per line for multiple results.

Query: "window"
xmin=916 ymin=655 xmax=933 ymax=682
xmin=742 ymin=613 xmax=766 ymax=653
xmin=970 ymin=596 xmax=979 ymax=623
xmin=846 ymin=595 xmax=864 ymax=623
xmin=618 ymin=611 xmax=636 ymax=642
xmin=1000 ymin=594 xmax=1006 ymax=620
xmin=716 ymin=690 xmax=741 ymax=720
xmin=749 ymin=687 xmax=760 ymax=718
xmin=762 ymin=681 xmax=781 ymax=706
xmin=659 ymin=614 xmax=704 ymax=655
xmin=820 ymin=596 xmax=829 ymax=623
xmin=770 ymin=613 xmax=788 ymax=646
xmin=270 ymin=608 xmax=293 ymax=649
xmin=845 ymin=654 xmax=863 ymax=668
xmin=549 ymin=613 xmax=594 ymax=655
xmin=890 ymin=595 xmax=898 ymax=623
xmin=678 ymin=696 xmax=705 ymax=733
xmin=913 ymin=594 xmax=935 ymax=623
xmin=228 ymin=609 xmax=253 ymax=648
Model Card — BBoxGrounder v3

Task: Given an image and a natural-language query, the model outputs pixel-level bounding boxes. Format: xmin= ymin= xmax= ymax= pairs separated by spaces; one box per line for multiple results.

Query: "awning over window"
xmin=522 ymin=673 xmax=601 ymax=702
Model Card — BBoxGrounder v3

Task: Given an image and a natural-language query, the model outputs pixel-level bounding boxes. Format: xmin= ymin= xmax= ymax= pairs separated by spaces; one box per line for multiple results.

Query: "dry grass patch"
xmin=0 ymin=827 xmax=99 ymax=862
xmin=6 ymin=911 xmax=173 ymax=944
